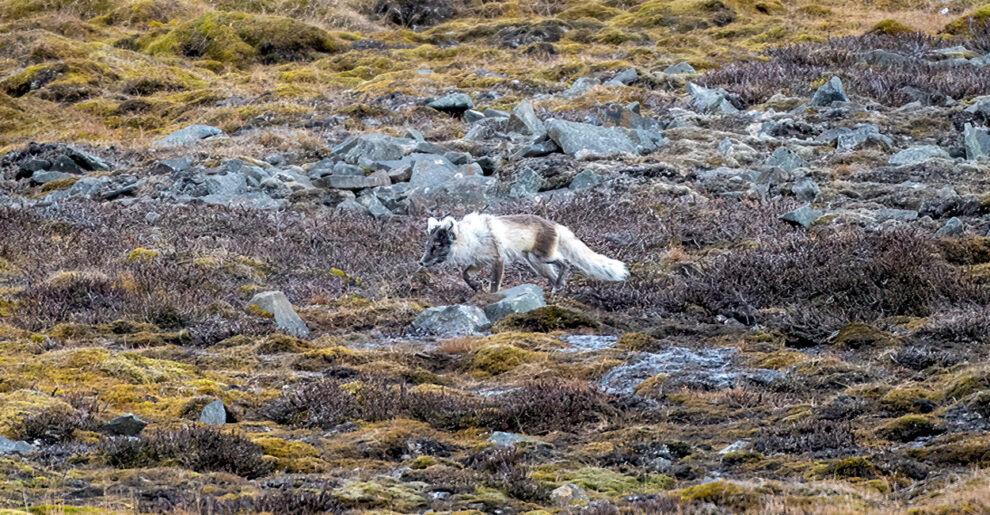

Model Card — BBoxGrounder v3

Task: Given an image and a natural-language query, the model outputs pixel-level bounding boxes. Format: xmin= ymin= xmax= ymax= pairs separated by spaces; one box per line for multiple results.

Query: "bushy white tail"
xmin=556 ymin=225 xmax=629 ymax=281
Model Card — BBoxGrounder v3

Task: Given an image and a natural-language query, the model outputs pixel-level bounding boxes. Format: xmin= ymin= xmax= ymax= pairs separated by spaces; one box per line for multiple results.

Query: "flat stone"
xmin=0 ymin=436 xmax=35 ymax=455
xmin=427 ymin=93 xmax=474 ymax=115
xmin=779 ymin=204 xmax=825 ymax=229
xmin=889 ymin=145 xmax=951 ymax=166
xmin=248 ymin=290 xmax=310 ymax=337
xmin=509 ymin=169 xmax=545 ymax=198
xmin=604 ymin=68 xmax=638 ymax=87
xmin=484 ymin=284 xmax=546 ymax=322
xmin=29 ymin=170 xmax=74 ymax=185
xmin=317 ymin=173 xmax=390 ymax=190
xmin=153 ymin=124 xmax=224 ymax=148
xmin=569 ymin=169 xmax=602 ymax=190
xmin=764 ymin=147 xmax=806 ymax=172
xmin=488 ymin=431 xmax=549 ymax=447
xmin=663 ymin=62 xmax=697 ymax=75
xmin=463 ymin=109 xmax=485 ymax=123
xmin=102 ymin=413 xmax=148 ymax=436
xmin=545 ymin=119 xmax=666 ymax=158
xmin=332 ymin=133 xmax=418 ymax=165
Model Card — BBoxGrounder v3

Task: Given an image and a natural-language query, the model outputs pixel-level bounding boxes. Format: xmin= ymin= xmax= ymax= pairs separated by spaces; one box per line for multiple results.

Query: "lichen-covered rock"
xmin=507 ymin=99 xmax=546 ymax=139
xmin=889 ymin=145 xmax=950 ymax=166
xmin=198 ymin=399 xmax=230 ymax=425
xmin=551 ymin=483 xmax=589 ymax=506
xmin=411 ymin=305 xmax=490 ymax=335
xmin=779 ymin=204 xmax=825 ymax=229
xmin=102 ymin=413 xmax=148 ymax=436
xmin=963 ymin=123 xmax=990 ymax=160
xmin=484 ymin=284 xmax=546 ymax=323
xmin=687 ymin=82 xmax=738 ymax=113
xmin=153 ymin=125 xmax=224 ymax=148
xmin=810 ymin=76 xmax=849 ymax=106
xmin=427 ymin=92 xmax=473 ymax=115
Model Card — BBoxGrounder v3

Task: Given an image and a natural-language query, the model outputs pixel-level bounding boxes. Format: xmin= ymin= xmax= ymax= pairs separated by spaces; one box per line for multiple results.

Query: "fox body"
xmin=418 ymin=213 xmax=628 ymax=293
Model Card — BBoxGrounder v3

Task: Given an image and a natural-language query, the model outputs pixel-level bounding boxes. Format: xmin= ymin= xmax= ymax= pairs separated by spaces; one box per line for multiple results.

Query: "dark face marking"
xmin=502 ymin=214 xmax=558 ymax=258
xmin=419 ymin=227 xmax=454 ymax=267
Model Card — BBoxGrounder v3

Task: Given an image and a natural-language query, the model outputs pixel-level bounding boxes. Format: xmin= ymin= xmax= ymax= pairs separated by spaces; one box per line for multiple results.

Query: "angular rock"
xmin=0 ymin=436 xmax=35 ymax=455
xmin=561 ymin=77 xmax=600 ymax=98
xmin=507 ymin=99 xmax=546 ymax=139
xmin=153 ymin=124 xmax=224 ymax=148
xmin=407 ymin=154 xmax=460 ymax=189
xmin=357 ymin=192 xmax=392 ymax=218
xmin=719 ymin=440 xmax=750 ymax=454
xmin=463 ymin=109 xmax=485 ymax=123
xmin=49 ymin=154 xmax=85 ymax=175
xmin=791 ymin=178 xmax=820 ymax=202
xmin=810 ymin=76 xmax=849 ymax=106
xmin=876 ymin=208 xmax=918 ymax=221
xmin=247 ymin=290 xmax=310 ymax=337
xmin=513 ymin=140 xmax=559 ymax=159
xmin=20 ymin=157 xmax=51 ymax=174
xmin=411 ymin=305 xmax=490 ymax=336
xmin=29 ymin=170 xmax=73 ymax=185
xmin=764 ymin=147 xmax=806 ymax=172
xmin=936 ymin=217 xmax=964 ymax=237
xmin=779 ymin=204 xmax=824 ymax=229
xmin=427 ymin=92 xmax=474 ymax=115
xmin=569 ymin=169 xmax=602 ymax=190
xmin=889 ymin=145 xmax=951 ymax=166
xmin=198 ymin=399 xmax=230 ymax=425
xmin=483 ymin=108 xmax=509 ymax=118
xmin=484 ymin=284 xmax=546 ymax=322
xmin=509 ymin=169 xmax=545 ymax=198
xmin=545 ymin=119 xmax=666 ymax=158
xmin=687 ymin=83 xmax=738 ymax=114
xmin=963 ymin=123 xmax=990 ymax=160
xmin=102 ymin=413 xmax=148 ymax=436
xmin=332 ymin=133 xmax=418 ymax=165
xmin=551 ymin=484 xmax=589 ymax=507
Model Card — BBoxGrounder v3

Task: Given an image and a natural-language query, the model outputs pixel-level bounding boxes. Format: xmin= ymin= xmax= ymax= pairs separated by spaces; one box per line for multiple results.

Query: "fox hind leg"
xmin=546 ymin=259 xmax=569 ymax=294
xmin=462 ymin=265 xmax=483 ymax=292
xmin=526 ymin=253 xmax=558 ymax=289
xmin=491 ymin=260 xmax=505 ymax=293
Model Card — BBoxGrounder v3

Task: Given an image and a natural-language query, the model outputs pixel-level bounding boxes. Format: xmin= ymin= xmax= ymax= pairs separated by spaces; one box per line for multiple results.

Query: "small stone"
xmin=719 ymin=440 xmax=750 ymax=454
xmin=144 ymin=211 xmax=161 ymax=224
xmin=764 ymin=147 xmax=806 ymax=172
xmin=0 ymin=436 xmax=36 ymax=455
xmin=488 ymin=431 xmax=549 ymax=447
xmin=876 ymin=208 xmax=918 ymax=221
xmin=687 ymin=83 xmax=738 ymax=114
xmin=604 ymin=68 xmax=638 ymax=87
xmin=427 ymin=93 xmax=474 ymax=115
xmin=963 ymin=123 xmax=990 ymax=160
xmin=463 ymin=109 xmax=485 ymax=123
xmin=569 ymin=169 xmax=602 ymax=190
xmin=791 ymin=178 xmax=820 ymax=202
xmin=509 ymin=169 xmax=545 ymax=198
xmin=561 ymin=77 xmax=600 ymax=98
xmin=507 ymin=99 xmax=546 ymax=139
xmin=317 ymin=173 xmax=390 ymax=190
xmin=779 ymin=204 xmax=824 ymax=229
xmin=29 ymin=170 xmax=73 ymax=185
xmin=198 ymin=399 xmax=230 ymax=425
xmin=935 ymin=217 xmax=965 ymax=237
xmin=551 ymin=484 xmax=589 ymax=507
xmin=247 ymin=291 xmax=310 ymax=337
xmin=889 ymin=145 xmax=951 ymax=166
xmin=810 ymin=76 xmax=849 ymax=106
xmin=102 ymin=413 xmax=148 ymax=436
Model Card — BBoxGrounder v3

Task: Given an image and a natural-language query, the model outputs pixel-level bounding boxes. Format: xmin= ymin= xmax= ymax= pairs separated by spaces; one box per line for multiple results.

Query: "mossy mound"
xmin=135 ymin=11 xmax=347 ymax=66
xmin=876 ymin=414 xmax=944 ymax=442
xmin=831 ymin=323 xmax=895 ymax=349
xmin=471 ymin=344 xmax=544 ymax=377
xmin=943 ymin=4 xmax=990 ymax=36
xmin=491 ymin=305 xmax=597 ymax=333
xmin=879 ymin=386 xmax=937 ymax=415
xmin=676 ymin=480 xmax=759 ymax=512
xmin=867 ymin=19 xmax=914 ymax=35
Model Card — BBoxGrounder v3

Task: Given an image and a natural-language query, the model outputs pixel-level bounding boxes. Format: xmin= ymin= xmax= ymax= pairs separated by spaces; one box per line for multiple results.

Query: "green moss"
xmin=137 ymin=11 xmax=346 ymax=66
xmin=492 ymin=305 xmax=597 ymax=333
xmin=676 ymin=480 xmax=758 ymax=511
xmin=941 ymin=369 xmax=990 ymax=400
xmin=564 ymin=467 xmax=673 ymax=495
xmin=943 ymin=5 xmax=990 ymax=36
xmin=126 ymin=247 xmax=159 ymax=263
xmin=832 ymin=323 xmax=895 ymax=349
xmin=256 ymin=334 xmax=313 ymax=354
xmin=876 ymin=415 xmax=943 ymax=442
xmin=880 ymin=386 xmax=937 ymax=415
xmin=292 ymin=346 xmax=365 ymax=371
xmin=471 ymin=344 xmax=543 ymax=377
xmin=1 ymin=63 xmax=68 ymax=97
xmin=616 ymin=332 xmax=654 ymax=351
xmin=868 ymin=19 xmax=914 ymax=35
xmin=39 ymin=176 xmax=79 ymax=192
xmin=558 ymin=2 xmax=622 ymax=21
xmin=811 ymin=456 xmax=879 ymax=479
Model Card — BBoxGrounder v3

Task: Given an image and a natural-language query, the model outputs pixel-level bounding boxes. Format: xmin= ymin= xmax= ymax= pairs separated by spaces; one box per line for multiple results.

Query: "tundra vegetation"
xmin=2 ymin=0 xmax=990 ymax=513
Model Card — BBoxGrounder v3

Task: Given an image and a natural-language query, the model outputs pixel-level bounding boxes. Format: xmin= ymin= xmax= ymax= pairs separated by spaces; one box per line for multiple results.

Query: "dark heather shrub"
xmin=12 ymin=395 xmax=102 ymax=444
xmin=98 ymin=426 xmax=272 ymax=478
xmin=139 ymin=488 xmax=347 ymax=515
xmin=753 ymin=419 xmax=859 ymax=459
xmin=482 ymin=379 xmax=619 ymax=435
xmin=371 ymin=0 xmax=460 ymax=27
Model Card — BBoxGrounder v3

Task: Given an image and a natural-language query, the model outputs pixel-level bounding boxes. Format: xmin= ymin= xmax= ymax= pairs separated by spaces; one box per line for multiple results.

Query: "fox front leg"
xmin=548 ymin=259 xmax=570 ymax=294
xmin=491 ymin=260 xmax=505 ymax=293
xmin=462 ymin=265 xmax=483 ymax=292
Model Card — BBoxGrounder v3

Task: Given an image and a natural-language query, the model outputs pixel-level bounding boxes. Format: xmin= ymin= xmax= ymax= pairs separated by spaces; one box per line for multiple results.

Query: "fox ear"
xmin=443 ymin=217 xmax=458 ymax=239
xmin=427 ymin=217 xmax=440 ymax=233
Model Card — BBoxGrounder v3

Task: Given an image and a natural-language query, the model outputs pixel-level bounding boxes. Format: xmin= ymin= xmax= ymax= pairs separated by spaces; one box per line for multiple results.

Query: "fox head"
xmin=419 ymin=216 xmax=457 ymax=267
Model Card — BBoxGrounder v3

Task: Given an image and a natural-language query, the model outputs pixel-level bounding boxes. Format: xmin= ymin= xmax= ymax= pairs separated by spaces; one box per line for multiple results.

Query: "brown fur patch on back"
xmin=501 ymin=214 xmax=558 ymax=258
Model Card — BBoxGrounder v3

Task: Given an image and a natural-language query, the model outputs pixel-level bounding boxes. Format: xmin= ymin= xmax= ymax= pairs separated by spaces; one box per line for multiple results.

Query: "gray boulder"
xmin=513 ymin=140 xmax=559 ymax=159
xmin=427 ymin=92 xmax=474 ymax=114
xmin=686 ymin=83 xmax=738 ymax=114
xmin=551 ymin=484 xmax=589 ymax=507
xmin=488 ymin=431 xmax=549 ymax=447
xmin=332 ymin=134 xmax=418 ymax=165
xmin=247 ymin=291 xmax=310 ymax=337
xmin=484 ymin=284 xmax=546 ymax=323
xmin=198 ymin=399 xmax=230 ymax=425
xmin=102 ymin=413 xmax=148 ymax=436
xmin=507 ymin=99 xmax=546 ymax=139
xmin=509 ymin=168 xmax=545 ymax=198
xmin=407 ymin=154 xmax=460 ymax=189
xmin=889 ymin=145 xmax=951 ymax=166
xmin=936 ymin=217 xmax=965 ymax=237
xmin=29 ymin=170 xmax=73 ymax=185
xmin=561 ymin=77 xmax=600 ymax=98
xmin=963 ymin=123 xmax=990 ymax=160
xmin=317 ymin=172 xmax=390 ymax=190
xmin=153 ymin=125 xmax=224 ymax=148
xmin=810 ymin=76 xmax=849 ymax=106
xmin=791 ymin=178 xmax=821 ymax=202
xmin=663 ymin=62 xmax=697 ymax=75
xmin=545 ymin=119 xmax=666 ymax=158
xmin=463 ymin=109 xmax=485 ymax=123
xmin=780 ymin=204 xmax=825 ymax=229
xmin=411 ymin=305 xmax=490 ymax=336
xmin=0 ymin=436 xmax=35 ymax=455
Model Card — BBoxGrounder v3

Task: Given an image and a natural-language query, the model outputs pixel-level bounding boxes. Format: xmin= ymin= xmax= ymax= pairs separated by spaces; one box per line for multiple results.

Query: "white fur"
xmin=436 ymin=213 xmax=628 ymax=282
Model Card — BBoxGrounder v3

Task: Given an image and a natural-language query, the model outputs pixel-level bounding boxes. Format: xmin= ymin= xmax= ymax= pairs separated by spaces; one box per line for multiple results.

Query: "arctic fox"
xmin=418 ymin=213 xmax=628 ymax=293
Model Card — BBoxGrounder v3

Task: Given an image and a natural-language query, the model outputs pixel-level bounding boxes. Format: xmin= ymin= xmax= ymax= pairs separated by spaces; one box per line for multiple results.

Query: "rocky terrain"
xmin=3 ymin=0 xmax=990 ymax=513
